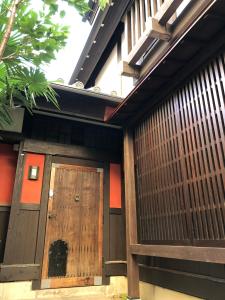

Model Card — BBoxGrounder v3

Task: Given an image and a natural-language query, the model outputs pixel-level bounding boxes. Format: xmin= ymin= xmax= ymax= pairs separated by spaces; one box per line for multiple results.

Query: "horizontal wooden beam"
xmin=23 ymin=139 xmax=121 ymax=163
xmin=19 ymin=203 xmax=41 ymax=211
xmin=127 ymin=18 xmax=170 ymax=65
xmin=156 ymin=0 xmax=184 ymax=25
xmin=130 ymin=244 xmax=225 ymax=264
xmin=120 ymin=61 xmax=140 ymax=78
xmin=0 ymin=206 xmax=10 ymax=212
xmin=0 ymin=264 xmax=40 ymax=281
xmin=104 ymin=261 xmax=127 ymax=276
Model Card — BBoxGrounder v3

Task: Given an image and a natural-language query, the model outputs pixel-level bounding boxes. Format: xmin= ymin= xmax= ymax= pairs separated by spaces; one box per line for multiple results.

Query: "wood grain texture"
xmin=0 ymin=210 xmax=10 ymax=263
xmin=133 ymin=50 xmax=225 ymax=259
xmin=23 ymin=139 xmax=120 ymax=163
xmin=124 ymin=129 xmax=140 ymax=298
xmin=0 ymin=264 xmax=40 ymax=281
xmin=42 ymin=164 xmax=103 ymax=288
xmin=131 ymin=244 xmax=225 ymax=264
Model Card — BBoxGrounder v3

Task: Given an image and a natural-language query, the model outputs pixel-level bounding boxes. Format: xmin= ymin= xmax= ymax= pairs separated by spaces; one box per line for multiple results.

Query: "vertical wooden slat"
xmin=124 ymin=129 xmax=140 ymax=299
xmin=133 ymin=51 xmax=225 ymax=247
xmin=145 ymin=0 xmax=151 ymax=18
xmin=131 ymin=5 xmax=136 ymax=48
xmin=126 ymin=12 xmax=132 ymax=55
xmin=135 ymin=0 xmax=141 ymax=39
xmin=139 ymin=0 xmax=146 ymax=33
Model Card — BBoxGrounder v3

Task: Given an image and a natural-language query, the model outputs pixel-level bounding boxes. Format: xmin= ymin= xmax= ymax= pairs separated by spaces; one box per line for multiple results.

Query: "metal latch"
xmin=74 ymin=195 xmax=80 ymax=202
xmin=48 ymin=213 xmax=57 ymax=219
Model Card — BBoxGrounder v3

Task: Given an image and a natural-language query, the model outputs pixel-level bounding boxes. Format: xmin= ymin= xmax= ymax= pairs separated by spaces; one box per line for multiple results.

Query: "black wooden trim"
xmin=69 ymin=0 xmax=131 ymax=86
xmin=140 ymin=264 xmax=225 ymax=300
xmin=23 ymin=139 xmax=120 ymax=163
xmin=102 ymin=162 xmax=110 ymax=285
xmin=3 ymin=142 xmax=25 ymax=264
xmin=0 ymin=264 xmax=40 ymax=282
xmin=110 ymin=1 xmax=225 ymax=125
xmin=52 ymin=156 xmax=105 ymax=168
xmin=20 ymin=204 xmax=40 ymax=211
xmin=0 ymin=206 xmax=10 ymax=212
xmin=87 ymin=22 xmax=124 ymax=87
xmin=105 ymin=262 xmax=127 ymax=277
xmin=131 ymin=244 xmax=225 ymax=264
xmin=110 ymin=208 xmax=122 ymax=215
xmin=32 ymin=155 xmax=52 ymax=290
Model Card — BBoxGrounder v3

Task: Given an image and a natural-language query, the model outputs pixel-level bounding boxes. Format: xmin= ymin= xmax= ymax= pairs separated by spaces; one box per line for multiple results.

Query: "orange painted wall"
xmin=0 ymin=144 xmax=18 ymax=205
xmin=110 ymin=163 xmax=122 ymax=208
xmin=20 ymin=153 xmax=45 ymax=204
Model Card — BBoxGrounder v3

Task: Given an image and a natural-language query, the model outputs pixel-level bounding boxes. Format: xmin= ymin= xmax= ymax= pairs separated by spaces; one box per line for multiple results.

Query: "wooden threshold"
xmin=130 ymin=244 xmax=225 ymax=264
xmin=40 ymin=276 xmax=103 ymax=289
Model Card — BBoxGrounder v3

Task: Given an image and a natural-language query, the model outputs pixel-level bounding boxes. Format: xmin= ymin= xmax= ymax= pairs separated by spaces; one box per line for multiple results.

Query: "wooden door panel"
xmin=42 ymin=163 xmax=103 ymax=288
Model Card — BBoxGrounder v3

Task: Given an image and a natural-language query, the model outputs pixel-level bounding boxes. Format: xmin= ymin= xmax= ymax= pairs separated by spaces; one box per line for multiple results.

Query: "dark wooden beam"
xmin=104 ymin=261 xmax=127 ymax=277
xmin=124 ymin=129 xmax=140 ymax=299
xmin=0 ymin=206 xmax=10 ymax=212
xmin=70 ymin=0 xmax=131 ymax=86
xmin=127 ymin=21 xmax=225 ymax=127
xmin=109 ymin=0 xmax=218 ymax=124
xmin=23 ymin=139 xmax=120 ymax=163
xmin=32 ymin=155 xmax=52 ymax=290
xmin=3 ymin=142 xmax=25 ymax=264
xmin=0 ymin=264 xmax=40 ymax=281
xmin=127 ymin=18 xmax=170 ymax=65
xmin=130 ymin=244 xmax=225 ymax=264
xmin=139 ymin=264 xmax=225 ymax=300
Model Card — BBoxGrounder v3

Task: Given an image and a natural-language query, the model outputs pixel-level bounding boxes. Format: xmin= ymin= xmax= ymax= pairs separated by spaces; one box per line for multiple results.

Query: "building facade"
xmin=0 ymin=0 xmax=225 ymax=300
xmin=71 ymin=0 xmax=225 ymax=299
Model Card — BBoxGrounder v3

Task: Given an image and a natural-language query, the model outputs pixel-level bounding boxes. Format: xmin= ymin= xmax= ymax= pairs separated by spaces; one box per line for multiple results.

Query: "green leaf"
xmin=60 ymin=10 xmax=66 ymax=18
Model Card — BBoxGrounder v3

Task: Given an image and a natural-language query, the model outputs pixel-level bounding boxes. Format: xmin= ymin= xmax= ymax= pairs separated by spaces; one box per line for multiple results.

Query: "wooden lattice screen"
xmin=134 ymin=52 xmax=225 ymax=246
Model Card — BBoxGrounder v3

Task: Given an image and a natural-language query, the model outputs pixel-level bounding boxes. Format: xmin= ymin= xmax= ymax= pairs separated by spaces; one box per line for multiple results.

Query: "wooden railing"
xmin=125 ymin=0 xmax=186 ymax=65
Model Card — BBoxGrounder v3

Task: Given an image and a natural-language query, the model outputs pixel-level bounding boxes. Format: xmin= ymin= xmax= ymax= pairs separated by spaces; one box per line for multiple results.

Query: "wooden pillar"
xmin=124 ymin=128 xmax=140 ymax=299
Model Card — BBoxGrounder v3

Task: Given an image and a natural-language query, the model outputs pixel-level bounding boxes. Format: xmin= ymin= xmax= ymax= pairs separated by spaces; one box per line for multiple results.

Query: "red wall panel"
xmin=110 ymin=163 xmax=122 ymax=208
xmin=20 ymin=153 xmax=45 ymax=204
xmin=0 ymin=144 xmax=18 ymax=205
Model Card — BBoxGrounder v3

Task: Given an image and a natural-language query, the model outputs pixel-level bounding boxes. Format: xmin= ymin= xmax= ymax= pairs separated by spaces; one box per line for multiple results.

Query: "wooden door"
xmin=41 ymin=163 xmax=103 ymax=289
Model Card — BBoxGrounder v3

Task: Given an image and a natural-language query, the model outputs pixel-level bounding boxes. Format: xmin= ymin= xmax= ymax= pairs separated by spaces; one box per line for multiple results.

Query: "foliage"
xmin=0 ymin=0 xmax=109 ymax=127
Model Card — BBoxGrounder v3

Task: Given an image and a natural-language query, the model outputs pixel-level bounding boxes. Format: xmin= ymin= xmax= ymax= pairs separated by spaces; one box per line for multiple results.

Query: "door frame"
xmin=32 ymin=155 xmax=110 ymax=290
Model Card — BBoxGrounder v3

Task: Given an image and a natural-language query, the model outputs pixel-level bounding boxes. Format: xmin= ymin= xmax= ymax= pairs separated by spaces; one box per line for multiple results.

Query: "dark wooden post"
xmin=124 ymin=128 xmax=140 ymax=299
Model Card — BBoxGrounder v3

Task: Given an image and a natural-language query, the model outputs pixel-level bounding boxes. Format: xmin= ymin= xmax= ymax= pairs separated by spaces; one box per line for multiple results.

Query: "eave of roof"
xmin=82 ymin=0 xmax=99 ymax=24
xmin=107 ymin=0 xmax=225 ymax=126
xmin=69 ymin=0 xmax=131 ymax=86
xmin=51 ymin=83 xmax=123 ymax=105
xmin=108 ymin=0 xmax=225 ymax=126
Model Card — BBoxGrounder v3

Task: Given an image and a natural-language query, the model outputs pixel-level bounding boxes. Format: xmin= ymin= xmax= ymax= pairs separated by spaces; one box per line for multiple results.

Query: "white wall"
xmin=94 ymin=32 xmax=134 ymax=98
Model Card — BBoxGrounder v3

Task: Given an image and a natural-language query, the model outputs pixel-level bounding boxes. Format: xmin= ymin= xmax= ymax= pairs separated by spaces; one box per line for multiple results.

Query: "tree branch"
xmin=0 ymin=0 xmax=23 ymax=61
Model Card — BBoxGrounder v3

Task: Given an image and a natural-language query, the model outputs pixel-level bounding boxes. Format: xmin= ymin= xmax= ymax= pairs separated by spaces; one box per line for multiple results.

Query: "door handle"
xmin=48 ymin=213 xmax=57 ymax=219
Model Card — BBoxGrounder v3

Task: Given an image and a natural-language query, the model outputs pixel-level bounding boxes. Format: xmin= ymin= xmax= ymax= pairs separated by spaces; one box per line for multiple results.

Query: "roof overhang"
xmin=35 ymin=83 xmax=122 ymax=127
xmin=108 ymin=0 xmax=225 ymax=125
xmin=69 ymin=0 xmax=131 ymax=87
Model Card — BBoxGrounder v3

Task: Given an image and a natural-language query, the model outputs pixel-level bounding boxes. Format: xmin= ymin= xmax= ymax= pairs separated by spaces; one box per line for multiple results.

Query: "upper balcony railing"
xmin=125 ymin=0 xmax=189 ymax=65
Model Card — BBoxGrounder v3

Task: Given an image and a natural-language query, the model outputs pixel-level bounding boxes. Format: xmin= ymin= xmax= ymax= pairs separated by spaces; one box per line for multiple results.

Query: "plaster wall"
xmin=94 ymin=43 xmax=133 ymax=98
